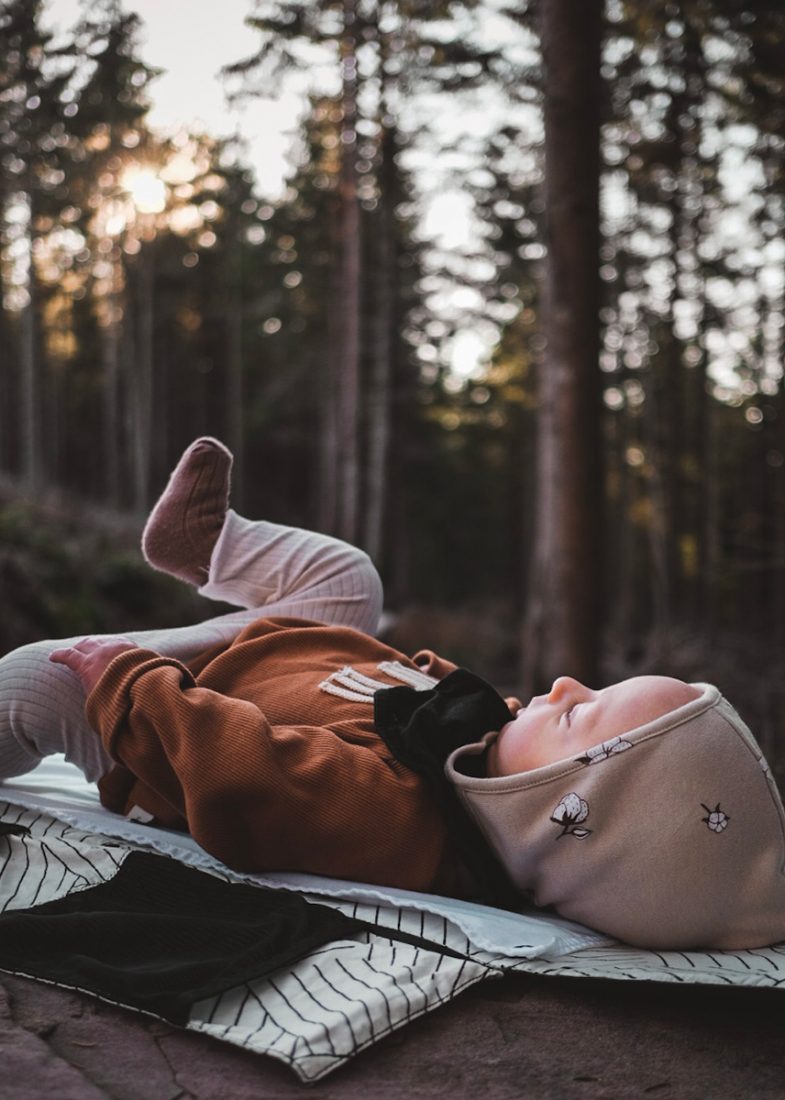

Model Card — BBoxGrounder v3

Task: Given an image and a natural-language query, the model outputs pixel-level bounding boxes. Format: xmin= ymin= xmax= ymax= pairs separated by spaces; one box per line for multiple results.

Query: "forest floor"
xmin=4 ymin=968 xmax=785 ymax=1099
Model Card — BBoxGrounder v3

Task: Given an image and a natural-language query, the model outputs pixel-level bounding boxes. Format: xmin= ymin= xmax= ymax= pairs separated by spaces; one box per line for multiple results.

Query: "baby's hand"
xmin=504 ymin=696 xmax=524 ymax=715
xmin=50 ymin=637 xmax=139 ymax=696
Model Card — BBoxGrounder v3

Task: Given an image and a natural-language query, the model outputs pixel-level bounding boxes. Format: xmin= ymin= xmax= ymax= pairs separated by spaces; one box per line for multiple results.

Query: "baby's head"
xmin=487 ymin=675 xmax=701 ymax=777
xmin=446 ymin=677 xmax=785 ymax=950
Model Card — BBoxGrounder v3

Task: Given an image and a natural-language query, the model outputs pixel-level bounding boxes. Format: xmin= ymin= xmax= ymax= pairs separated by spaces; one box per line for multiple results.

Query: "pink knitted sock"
xmin=141 ymin=437 xmax=233 ymax=586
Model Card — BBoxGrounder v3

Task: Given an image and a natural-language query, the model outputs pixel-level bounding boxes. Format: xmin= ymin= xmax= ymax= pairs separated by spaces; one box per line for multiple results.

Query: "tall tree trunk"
xmin=226 ymin=285 xmax=245 ymax=511
xmin=773 ymin=269 xmax=785 ymax=656
xmin=46 ymin=356 xmax=63 ymax=489
xmin=102 ymin=261 xmax=122 ymax=508
xmin=219 ymin=219 xmax=245 ymax=505
xmin=523 ymin=0 xmax=603 ymax=689
xmin=680 ymin=9 xmax=709 ymax=628
xmin=608 ymin=399 xmax=636 ymax=663
xmin=641 ymin=361 xmax=672 ymax=651
xmin=702 ymin=387 xmax=721 ymax=643
xmin=335 ymin=0 xmax=362 ymax=545
xmin=0 ymin=193 xmax=17 ymax=474
xmin=692 ymin=312 xmax=714 ymax=636
xmin=132 ymin=242 xmax=154 ymax=515
xmin=363 ymin=118 xmax=396 ymax=564
xmin=318 ymin=217 xmax=341 ymax=535
xmin=772 ymin=380 xmax=785 ymax=656
xmin=661 ymin=138 xmax=687 ymax=623
xmin=19 ymin=194 xmax=42 ymax=490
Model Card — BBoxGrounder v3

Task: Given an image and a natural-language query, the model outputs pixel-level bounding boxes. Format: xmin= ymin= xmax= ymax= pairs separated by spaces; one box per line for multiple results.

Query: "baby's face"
xmin=486 ymin=675 xmax=702 ymax=777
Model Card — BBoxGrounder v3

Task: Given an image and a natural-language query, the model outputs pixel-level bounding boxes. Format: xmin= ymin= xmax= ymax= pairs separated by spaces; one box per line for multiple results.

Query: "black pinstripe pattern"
xmin=3 ymin=800 xmax=785 ymax=1083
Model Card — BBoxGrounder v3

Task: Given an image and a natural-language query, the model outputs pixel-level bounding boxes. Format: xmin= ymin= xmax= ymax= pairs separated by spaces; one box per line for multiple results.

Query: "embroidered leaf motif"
xmin=576 ymin=736 xmax=633 ymax=766
xmin=551 ymin=793 xmax=592 ymax=839
xmin=701 ymin=802 xmax=730 ymax=833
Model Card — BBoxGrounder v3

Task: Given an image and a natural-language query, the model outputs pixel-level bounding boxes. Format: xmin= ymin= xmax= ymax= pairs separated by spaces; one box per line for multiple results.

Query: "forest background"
xmin=2 ymin=0 xmax=785 ymax=771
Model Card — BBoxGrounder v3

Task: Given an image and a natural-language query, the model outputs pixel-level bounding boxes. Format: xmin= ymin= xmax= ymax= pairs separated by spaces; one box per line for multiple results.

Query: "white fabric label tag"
xmin=126 ymin=804 xmax=154 ymax=824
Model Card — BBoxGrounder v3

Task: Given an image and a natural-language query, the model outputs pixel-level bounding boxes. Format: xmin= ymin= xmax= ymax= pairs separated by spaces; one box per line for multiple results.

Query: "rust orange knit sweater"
xmin=86 ymin=617 xmax=462 ymax=894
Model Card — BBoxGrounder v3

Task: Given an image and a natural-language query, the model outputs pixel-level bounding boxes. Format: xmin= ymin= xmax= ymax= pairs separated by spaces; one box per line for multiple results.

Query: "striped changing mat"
xmin=1 ymin=758 xmax=784 ymax=1082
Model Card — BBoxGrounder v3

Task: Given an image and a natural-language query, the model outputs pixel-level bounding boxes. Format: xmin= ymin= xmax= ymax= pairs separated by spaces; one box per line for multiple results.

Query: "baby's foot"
xmin=142 ymin=437 xmax=232 ymax=585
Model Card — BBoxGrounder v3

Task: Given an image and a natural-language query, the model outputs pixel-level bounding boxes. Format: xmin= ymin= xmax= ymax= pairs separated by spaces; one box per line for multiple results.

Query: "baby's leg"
xmin=0 ymin=440 xmax=383 ymax=783
xmin=197 ymin=509 xmax=384 ymax=634
xmin=0 ymin=638 xmax=114 ymax=782
xmin=0 ymin=512 xmax=383 ymax=785
xmin=0 ymin=600 xmax=271 ymax=784
xmin=141 ymin=436 xmax=384 ymax=637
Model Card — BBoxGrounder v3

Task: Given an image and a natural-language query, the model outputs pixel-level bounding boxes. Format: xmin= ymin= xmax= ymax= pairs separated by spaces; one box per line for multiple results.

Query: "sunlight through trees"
xmin=2 ymin=0 xmax=785 ymax=756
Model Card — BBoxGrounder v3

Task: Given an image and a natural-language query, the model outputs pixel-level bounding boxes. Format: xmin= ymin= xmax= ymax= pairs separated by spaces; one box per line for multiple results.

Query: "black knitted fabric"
xmin=0 ymin=851 xmax=368 ymax=1024
xmin=373 ymin=667 xmax=521 ymax=908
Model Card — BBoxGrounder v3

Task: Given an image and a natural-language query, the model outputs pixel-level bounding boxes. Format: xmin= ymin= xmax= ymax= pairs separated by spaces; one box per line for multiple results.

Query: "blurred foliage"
xmin=0 ymin=0 xmax=784 ymax=748
xmin=0 ymin=493 xmax=215 ymax=655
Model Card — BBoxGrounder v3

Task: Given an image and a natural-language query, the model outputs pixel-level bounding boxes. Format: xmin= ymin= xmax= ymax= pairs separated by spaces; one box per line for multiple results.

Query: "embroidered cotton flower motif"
xmin=576 ymin=736 xmax=633 ymax=766
xmin=551 ymin=793 xmax=592 ymax=839
xmin=701 ymin=802 xmax=730 ymax=833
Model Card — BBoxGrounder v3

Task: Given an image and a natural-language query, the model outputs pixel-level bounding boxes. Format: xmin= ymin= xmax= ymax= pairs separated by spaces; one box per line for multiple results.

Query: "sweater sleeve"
xmin=86 ymin=649 xmax=450 ymax=890
xmin=411 ymin=648 xmax=458 ymax=680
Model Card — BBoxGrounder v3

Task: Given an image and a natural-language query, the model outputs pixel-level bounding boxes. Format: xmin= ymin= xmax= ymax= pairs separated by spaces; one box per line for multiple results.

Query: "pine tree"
xmin=0 ymin=0 xmax=76 ymax=488
xmin=225 ymin=0 xmax=526 ymax=550
xmin=522 ymin=0 xmax=603 ymax=687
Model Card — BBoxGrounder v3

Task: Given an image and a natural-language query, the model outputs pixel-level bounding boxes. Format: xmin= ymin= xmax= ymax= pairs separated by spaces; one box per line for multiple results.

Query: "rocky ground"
xmin=3 ymin=969 xmax=785 ymax=1099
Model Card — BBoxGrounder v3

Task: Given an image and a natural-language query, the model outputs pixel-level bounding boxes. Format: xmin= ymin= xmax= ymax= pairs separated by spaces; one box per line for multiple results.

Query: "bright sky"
xmin=46 ymin=0 xmax=300 ymax=196
xmin=43 ymin=1 xmax=782 ymax=391
xmin=45 ymin=0 xmax=491 ymax=373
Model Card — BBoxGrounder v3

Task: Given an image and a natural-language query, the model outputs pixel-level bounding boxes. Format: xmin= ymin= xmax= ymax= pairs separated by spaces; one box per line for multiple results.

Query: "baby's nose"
xmin=548 ymin=676 xmax=588 ymax=702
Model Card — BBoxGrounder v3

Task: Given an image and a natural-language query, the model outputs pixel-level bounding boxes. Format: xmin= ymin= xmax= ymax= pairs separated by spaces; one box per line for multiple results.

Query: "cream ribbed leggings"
xmin=0 ymin=510 xmax=383 ymax=782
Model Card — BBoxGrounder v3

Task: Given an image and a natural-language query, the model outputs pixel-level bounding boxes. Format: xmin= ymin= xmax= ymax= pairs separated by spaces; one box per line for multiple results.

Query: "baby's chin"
xmin=499 ymin=707 xmax=528 ymax=739
xmin=484 ymin=730 xmax=504 ymax=778
xmin=486 ymin=717 xmax=525 ymax=777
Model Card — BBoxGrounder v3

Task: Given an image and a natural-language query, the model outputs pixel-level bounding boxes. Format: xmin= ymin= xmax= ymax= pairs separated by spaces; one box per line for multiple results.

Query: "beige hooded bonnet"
xmin=445 ymin=683 xmax=785 ymax=949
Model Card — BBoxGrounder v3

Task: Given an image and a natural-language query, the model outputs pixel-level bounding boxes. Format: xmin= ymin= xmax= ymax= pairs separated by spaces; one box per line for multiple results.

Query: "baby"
xmin=2 ymin=437 xmax=784 ymax=952
xmin=446 ymin=673 xmax=785 ymax=950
